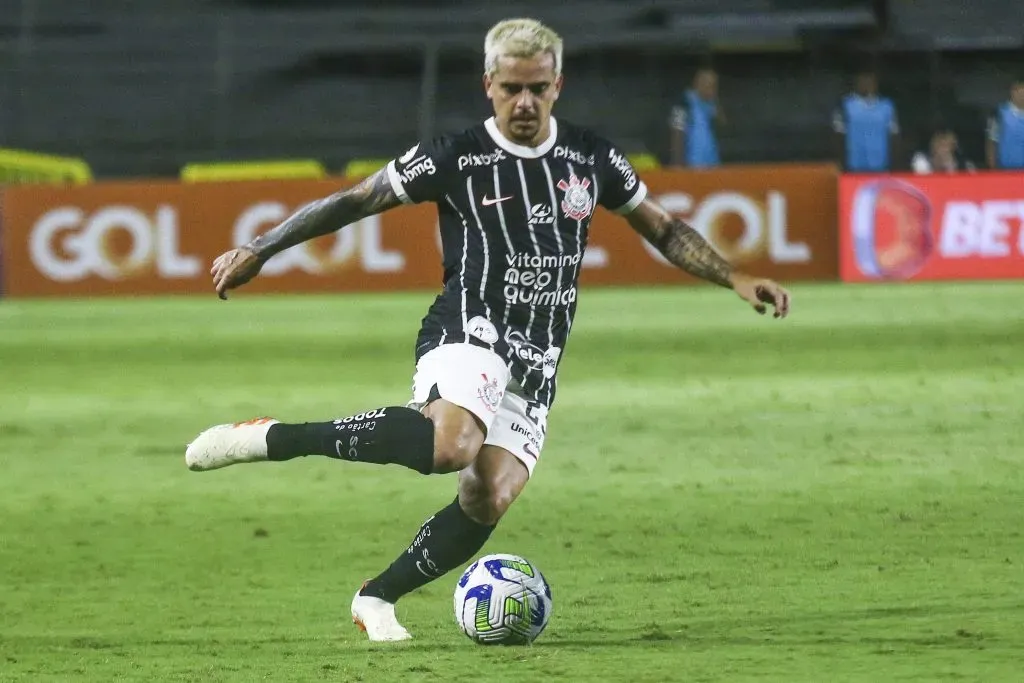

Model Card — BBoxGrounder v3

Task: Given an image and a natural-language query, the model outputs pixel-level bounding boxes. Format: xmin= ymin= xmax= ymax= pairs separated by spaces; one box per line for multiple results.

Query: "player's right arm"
xmin=212 ymin=135 xmax=453 ymax=299
xmin=210 ymin=169 xmax=400 ymax=299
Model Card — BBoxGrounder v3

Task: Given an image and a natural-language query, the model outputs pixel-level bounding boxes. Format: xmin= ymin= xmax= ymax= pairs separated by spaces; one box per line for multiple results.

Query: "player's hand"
xmin=210 ymin=247 xmax=263 ymax=300
xmin=730 ymin=273 xmax=791 ymax=318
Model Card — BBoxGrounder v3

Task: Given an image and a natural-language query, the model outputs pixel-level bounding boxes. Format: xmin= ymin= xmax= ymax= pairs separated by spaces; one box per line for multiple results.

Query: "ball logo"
xmin=28 ymin=205 xmax=200 ymax=281
xmin=851 ymin=180 xmax=934 ymax=280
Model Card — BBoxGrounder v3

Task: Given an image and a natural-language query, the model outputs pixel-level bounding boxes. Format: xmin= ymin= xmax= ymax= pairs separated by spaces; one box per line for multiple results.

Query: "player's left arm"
xmin=624 ymin=198 xmax=791 ymax=318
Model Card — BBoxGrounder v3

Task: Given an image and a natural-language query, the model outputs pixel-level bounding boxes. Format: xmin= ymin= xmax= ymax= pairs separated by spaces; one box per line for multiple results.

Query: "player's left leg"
xmin=351 ymin=445 xmax=529 ymax=640
xmin=352 ymin=392 xmax=545 ymax=641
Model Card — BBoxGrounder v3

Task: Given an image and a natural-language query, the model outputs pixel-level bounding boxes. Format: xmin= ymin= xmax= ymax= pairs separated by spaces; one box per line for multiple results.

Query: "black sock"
xmin=265 ymin=407 xmax=434 ymax=475
xmin=361 ymin=497 xmax=495 ymax=603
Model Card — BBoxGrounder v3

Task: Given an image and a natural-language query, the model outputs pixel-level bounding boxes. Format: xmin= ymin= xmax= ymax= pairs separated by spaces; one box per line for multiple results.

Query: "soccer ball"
xmin=453 ymin=553 xmax=552 ymax=645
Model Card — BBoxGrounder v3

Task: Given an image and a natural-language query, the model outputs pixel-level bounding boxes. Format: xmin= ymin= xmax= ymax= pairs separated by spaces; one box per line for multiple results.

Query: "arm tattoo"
xmin=246 ymin=169 xmax=401 ymax=260
xmin=652 ymin=218 xmax=733 ymax=288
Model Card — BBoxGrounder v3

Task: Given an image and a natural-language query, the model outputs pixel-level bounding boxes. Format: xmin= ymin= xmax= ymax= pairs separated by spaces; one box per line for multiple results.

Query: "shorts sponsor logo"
xmin=511 ymin=421 xmax=542 ymax=454
xmin=467 ymin=315 xmax=499 ymax=344
xmin=554 ymin=145 xmax=596 ymax=166
xmin=608 ymin=149 xmax=638 ymax=192
xmin=477 ymin=373 xmax=502 ymax=413
xmin=457 ymin=149 xmax=507 ymax=171
xmin=557 ymin=174 xmax=593 ymax=221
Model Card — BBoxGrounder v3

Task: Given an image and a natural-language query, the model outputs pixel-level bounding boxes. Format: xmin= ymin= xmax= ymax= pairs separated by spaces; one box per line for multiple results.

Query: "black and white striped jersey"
xmin=386 ymin=117 xmax=647 ymax=408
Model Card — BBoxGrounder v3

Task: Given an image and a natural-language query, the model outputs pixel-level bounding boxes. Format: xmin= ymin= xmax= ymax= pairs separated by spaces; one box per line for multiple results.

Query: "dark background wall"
xmin=0 ymin=0 xmax=1020 ymax=177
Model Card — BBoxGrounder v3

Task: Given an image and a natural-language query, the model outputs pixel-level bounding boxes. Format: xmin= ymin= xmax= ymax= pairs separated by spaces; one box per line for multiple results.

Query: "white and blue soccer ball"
xmin=453 ymin=553 xmax=552 ymax=645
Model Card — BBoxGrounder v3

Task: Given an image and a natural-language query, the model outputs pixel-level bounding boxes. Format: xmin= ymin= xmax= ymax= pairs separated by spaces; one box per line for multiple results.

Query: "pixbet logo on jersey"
xmin=553 ymin=146 xmax=596 ymax=166
xmin=457 ymin=149 xmax=507 ymax=171
xmin=28 ymin=205 xmax=201 ymax=281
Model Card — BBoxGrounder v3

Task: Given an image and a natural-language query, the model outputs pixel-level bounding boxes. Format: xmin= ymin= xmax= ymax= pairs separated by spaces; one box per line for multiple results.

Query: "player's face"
xmin=484 ymin=53 xmax=563 ymax=145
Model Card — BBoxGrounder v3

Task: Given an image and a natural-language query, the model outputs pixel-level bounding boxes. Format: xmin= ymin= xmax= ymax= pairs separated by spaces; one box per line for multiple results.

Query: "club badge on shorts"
xmin=477 ymin=373 xmax=502 ymax=413
xmin=557 ymin=174 xmax=593 ymax=220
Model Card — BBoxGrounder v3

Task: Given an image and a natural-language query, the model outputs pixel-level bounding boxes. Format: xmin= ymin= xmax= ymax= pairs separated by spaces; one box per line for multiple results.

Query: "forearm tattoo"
xmin=246 ymin=169 xmax=401 ymax=260
xmin=653 ymin=218 xmax=733 ymax=288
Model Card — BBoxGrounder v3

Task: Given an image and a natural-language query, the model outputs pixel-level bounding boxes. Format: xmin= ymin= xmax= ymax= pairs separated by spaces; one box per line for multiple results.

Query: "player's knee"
xmin=426 ymin=406 xmax=485 ymax=474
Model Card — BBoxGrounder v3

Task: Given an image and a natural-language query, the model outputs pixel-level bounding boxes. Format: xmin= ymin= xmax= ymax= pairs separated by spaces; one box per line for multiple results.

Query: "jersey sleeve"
xmin=385 ymin=136 xmax=456 ymax=205
xmin=598 ymin=143 xmax=649 ymax=216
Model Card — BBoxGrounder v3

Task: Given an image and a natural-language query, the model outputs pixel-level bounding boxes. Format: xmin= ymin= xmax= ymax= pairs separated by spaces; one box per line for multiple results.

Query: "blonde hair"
xmin=484 ymin=18 xmax=563 ymax=76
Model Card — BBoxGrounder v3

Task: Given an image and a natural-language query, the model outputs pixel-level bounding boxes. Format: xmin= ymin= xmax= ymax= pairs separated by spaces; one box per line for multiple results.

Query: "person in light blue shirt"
xmin=986 ymin=78 xmax=1024 ymax=170
xmin=832 ymin=69 xmax=901 ymax=172
xmin=669 ymin=68 xmax=724 ymax=168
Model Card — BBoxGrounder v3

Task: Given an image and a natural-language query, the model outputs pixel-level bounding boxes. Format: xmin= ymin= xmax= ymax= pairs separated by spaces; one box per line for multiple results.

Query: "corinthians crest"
xmin=556 ymin=174 xmax=593 ymax=220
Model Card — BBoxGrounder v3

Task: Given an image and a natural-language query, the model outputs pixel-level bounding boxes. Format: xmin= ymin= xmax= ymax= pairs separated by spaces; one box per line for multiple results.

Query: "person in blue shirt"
xmin=832 ymin=69 xmax=901 ymax=172
xmin=669 ymin=68 xmax=724 ymax=168
xmin=986 ymin=78 xmax=1024 ymax=170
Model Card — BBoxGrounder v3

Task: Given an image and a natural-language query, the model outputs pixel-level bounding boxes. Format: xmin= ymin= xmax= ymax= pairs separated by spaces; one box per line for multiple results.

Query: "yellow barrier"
xmin=343 ymin=158 xmax=389 ymax=178
xmin=627 ymin=153 xmax=661 ymax=172
xmin=180 ymin=159 xmax=327 ymax=182
xmin=0 ymin=148 xmax=93 ymax=185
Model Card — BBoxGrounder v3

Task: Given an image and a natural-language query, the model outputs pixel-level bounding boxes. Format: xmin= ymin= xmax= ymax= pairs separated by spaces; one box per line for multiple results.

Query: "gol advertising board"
xmin=0 ymin=165 xmax=837 ymax=298
xmin=839 ymin=172 xmax=1024 ymax=282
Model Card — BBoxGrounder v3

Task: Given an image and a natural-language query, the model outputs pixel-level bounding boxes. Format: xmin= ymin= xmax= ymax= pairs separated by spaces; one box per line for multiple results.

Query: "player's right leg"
xmin=184 ymin=344 xmax=508 ymax=476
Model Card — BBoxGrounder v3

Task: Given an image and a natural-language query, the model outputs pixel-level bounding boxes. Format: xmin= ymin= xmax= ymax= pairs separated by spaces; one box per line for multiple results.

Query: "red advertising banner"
xmin=1 ymin=165 xmax=838 ymax=298
xmin=839 ymin=172 xmax=1024 ymax=282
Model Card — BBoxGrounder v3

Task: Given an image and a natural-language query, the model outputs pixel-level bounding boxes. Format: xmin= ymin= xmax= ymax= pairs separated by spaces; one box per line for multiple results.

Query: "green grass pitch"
xmin=1 ymin=282 xmax=1022 ymax=682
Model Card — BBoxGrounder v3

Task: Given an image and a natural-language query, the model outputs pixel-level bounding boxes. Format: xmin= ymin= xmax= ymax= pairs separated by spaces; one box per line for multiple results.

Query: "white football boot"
xmin=185 ymin=417 xmax=279 ymax=471
xmin=351 ymin=587 xmax=412 ymax=642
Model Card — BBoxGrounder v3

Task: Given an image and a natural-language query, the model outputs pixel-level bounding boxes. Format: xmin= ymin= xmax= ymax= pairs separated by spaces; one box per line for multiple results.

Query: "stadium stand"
xmin=0 ymin=0 xmax=1019 ymax=178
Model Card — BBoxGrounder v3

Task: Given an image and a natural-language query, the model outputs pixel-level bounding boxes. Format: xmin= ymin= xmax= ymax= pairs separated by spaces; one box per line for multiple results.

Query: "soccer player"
xmin=186 ymin=18 xmax=791 ymax=642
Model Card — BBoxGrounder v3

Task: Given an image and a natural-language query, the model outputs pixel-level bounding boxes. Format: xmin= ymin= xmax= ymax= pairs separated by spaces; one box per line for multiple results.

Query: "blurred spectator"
xmin=986 ymin=77 xmax=1024 ymax=170
xmin=669 ymin=68 xmax=724 ymax=168
xmin=832 ymin=69 xmax=901 ymax=172
xmin=911 ymin=129 xmax=976 ymax=174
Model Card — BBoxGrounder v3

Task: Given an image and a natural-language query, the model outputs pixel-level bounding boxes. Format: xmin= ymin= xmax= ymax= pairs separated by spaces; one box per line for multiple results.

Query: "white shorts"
xmin=409 ymin=343 xmax=548 ymax=476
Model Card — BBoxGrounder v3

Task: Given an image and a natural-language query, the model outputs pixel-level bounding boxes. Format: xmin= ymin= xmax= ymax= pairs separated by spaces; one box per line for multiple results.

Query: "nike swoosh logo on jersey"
xmin=481 ymin=195 xmax=513 ymax=206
